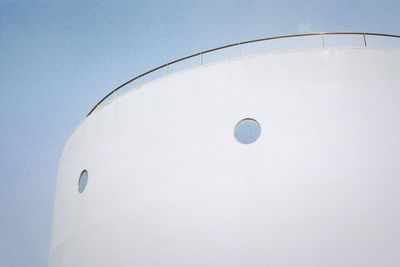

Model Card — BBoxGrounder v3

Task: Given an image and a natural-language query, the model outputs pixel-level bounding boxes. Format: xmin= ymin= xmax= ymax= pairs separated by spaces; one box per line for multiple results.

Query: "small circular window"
xmin=78 ymin=170 xmax=88 ymax=193
xmin=234 ymin=118 xmax=261 ymax=144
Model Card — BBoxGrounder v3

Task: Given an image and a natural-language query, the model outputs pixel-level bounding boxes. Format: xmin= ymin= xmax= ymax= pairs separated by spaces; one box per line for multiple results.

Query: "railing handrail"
xmin=86 ymin=32 xmax=400 ymax=117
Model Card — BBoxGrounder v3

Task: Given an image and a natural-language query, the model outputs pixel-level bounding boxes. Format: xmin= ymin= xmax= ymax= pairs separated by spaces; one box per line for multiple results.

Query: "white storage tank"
xmin=50 ymin=33 xmax=400 ymax=267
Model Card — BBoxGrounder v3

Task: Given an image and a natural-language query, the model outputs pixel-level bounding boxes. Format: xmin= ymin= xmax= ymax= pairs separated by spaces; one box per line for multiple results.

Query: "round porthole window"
xmin=78 ymin=170 xmax=88 ymax=193
xmin=234 ymin=118 xmax=261 ymax=144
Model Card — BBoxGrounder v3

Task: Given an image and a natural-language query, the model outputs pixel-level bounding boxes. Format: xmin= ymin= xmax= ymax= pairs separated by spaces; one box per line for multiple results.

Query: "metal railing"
xmin=86 ymin=32 xmax=400 ymax=117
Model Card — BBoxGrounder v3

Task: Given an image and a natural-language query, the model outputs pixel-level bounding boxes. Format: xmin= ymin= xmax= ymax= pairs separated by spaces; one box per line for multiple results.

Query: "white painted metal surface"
xmin=50 ymin=47 xmax=400 ymax=267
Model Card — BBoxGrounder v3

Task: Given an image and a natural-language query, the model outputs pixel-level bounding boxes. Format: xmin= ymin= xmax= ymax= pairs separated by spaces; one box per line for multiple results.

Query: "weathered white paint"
xmin=50 ymin=48 xmax=400 ymax=267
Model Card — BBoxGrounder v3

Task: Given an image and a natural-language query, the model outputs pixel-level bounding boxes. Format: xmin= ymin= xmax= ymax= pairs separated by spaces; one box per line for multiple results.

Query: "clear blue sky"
xmin=0 ymin=1 xmax=399 ymax=266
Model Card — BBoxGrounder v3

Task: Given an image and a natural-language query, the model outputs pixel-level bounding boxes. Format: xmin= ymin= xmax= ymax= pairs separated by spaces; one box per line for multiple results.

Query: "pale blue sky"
xmin=0 ymin=1 xmax=399 ymax=266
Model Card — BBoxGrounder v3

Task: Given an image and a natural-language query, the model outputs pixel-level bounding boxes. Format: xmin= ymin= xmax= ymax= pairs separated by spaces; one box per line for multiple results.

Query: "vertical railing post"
xmin=363 ymin=33 xmax=367 ymax=47
xmin=200 ymin=53 xmax=203 ymax=65
xmin=166 ymin=64 xmax=169 ymax=75
xmin=321 ymin=34 xmax=325 ymax=48
xmin=239 ymin=43 xmax=242 ymax=57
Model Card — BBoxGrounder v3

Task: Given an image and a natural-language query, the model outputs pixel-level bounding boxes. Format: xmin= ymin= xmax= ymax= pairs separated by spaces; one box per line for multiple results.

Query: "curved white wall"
xmin=50 ymin=48 xmax=400 ymax=267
